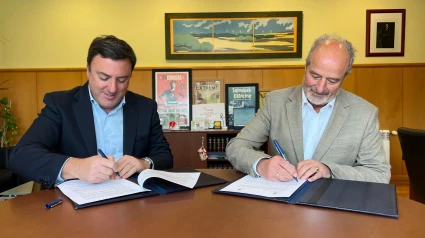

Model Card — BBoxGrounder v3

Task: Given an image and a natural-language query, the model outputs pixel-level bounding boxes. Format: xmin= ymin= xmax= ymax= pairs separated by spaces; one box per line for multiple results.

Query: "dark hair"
xmin=87 ymin=35 xmax=137 ymax=71
xmin=305 ymin=34 xmax=356 ymax=77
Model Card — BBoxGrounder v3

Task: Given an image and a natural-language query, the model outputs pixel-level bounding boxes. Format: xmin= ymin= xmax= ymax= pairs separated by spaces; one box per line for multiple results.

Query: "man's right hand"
xmin=256 ymin=156 xmax=298 ymax=182
xmin=62 ymin=155 xmax=117 ymax=183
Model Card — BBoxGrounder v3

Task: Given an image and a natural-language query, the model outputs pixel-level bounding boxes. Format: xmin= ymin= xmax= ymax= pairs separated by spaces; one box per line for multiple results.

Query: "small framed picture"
xmin=193 ymin=80 xmax=222 ymax=105
xmin=366 ymin=9 xmax=406 ymax=57
xmin=152 ymin=69 xmax=192 ymax=130
xmin=259 ymin=91 xmax=269 ymax=108
xmin=225 ymin=83 xmax=259 ymax=130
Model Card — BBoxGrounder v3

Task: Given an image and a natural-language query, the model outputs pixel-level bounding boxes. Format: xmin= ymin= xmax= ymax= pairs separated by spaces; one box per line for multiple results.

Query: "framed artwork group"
xmin=153 ymin=9 xmax=408 ymax=130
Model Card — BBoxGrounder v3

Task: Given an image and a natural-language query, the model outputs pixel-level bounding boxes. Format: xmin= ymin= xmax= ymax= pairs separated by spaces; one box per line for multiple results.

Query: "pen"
xmin=45 ymin=199 xmax=63 ymax=209
xmin=273 ymin=140 xmax=298 ymax=182
xmin=97 ymin=149 xmax=122 ymax=178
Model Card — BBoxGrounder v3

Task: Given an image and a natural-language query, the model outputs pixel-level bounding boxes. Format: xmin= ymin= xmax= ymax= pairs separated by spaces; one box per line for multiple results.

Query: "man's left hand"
xmin=113 ymin=155 xmax=150 ymax=179
xmin=296 ymin=160 xmax=331 ymax=182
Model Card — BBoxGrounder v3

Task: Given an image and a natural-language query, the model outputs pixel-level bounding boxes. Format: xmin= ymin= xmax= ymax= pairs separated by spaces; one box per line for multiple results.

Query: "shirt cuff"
xmin=144 ymin=157 xmax=154 ymax=170
xmin=252 ymin=156 xmax=271 ymax=177
xmin=55 ymin=157 xmax=72 ymax=186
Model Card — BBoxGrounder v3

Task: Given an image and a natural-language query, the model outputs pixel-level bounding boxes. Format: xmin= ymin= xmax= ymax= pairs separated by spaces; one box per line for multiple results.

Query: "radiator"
xmin=380 ymin=130 xmax=391 ymax=164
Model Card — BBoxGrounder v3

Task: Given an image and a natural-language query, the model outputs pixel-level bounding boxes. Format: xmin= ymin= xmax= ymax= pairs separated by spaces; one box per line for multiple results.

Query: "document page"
xmin=58 ymin=179 xmax=149 ymax=205
xmin=138 ymin=169 xmax=200 ymax=189
xmin=220 ymin=175 xmax=307 ymax=198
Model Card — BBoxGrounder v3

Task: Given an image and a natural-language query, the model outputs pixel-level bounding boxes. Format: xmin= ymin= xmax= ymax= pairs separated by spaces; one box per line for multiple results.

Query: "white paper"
xmin=58 ymin=179 xmax=149 ymax=205
xmin=192 ymin=103 xmax=226 ymax=127
xmin=58 ymin=170 xmax=201 ymax=205
xmin=138 ymin=169 xmax=200 ymax=189
xmin=220 ymin=175 xmax=307 ymax=198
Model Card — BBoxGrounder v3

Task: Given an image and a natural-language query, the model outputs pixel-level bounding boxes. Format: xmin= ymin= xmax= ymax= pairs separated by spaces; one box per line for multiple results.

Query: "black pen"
xmin=97 ymin=149 xmax=122 ymax=178
xmin=45 ymin=199 xmax=63 ymax=209
xmin=273 ymin=140 xmax=298 ymax=182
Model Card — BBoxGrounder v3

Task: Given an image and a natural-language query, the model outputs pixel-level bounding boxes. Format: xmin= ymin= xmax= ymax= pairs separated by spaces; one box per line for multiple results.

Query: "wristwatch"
xmin=143 ymin=157 xmax=154 ymax=169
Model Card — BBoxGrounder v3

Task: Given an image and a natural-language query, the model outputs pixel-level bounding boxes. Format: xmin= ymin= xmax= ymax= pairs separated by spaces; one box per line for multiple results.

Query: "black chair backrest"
xmin=398 ymin=127 xmax=425 ymax=204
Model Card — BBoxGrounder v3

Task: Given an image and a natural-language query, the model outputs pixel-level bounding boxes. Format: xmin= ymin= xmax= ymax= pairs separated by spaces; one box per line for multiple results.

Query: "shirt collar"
xmin=88 ymin=84 xmax=126 ymax=108
xmin=301 ymin=87 xmax=336 ymax=109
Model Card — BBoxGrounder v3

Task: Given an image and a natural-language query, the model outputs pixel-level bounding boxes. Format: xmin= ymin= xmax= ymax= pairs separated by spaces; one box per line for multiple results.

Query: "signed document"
xmin=58 ymin=170 xmax=201 ymax=205
xmin=220 ymin=175 xmax=306 ymax=198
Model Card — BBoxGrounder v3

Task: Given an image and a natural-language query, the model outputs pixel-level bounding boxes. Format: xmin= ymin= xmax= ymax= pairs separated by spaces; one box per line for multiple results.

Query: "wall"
xmin=1 ymin=0 xmax=425 ymax=68
xmin=0 ymin=0 xmax=5 ymax=66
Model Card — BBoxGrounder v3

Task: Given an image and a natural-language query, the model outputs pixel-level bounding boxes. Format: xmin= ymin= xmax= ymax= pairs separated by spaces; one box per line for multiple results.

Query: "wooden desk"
xmin=1 ymin=169 xmax=425 ymax=237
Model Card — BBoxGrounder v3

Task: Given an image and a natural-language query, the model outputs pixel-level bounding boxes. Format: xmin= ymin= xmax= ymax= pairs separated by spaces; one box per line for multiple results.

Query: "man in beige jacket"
xmin=226 ymin=34 xmax=390 ymax=184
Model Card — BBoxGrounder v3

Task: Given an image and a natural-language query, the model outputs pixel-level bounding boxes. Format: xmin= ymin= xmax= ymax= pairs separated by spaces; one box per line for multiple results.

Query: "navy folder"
xmin=69 ymin=168 xmax=228 ymax=209
xmin=213 ymin=177 xmax=399 ymax=218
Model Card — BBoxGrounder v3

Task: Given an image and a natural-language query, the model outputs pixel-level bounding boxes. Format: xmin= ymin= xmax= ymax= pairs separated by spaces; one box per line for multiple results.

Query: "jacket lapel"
xmin=123 ymin=93 xmax=138 ymax=155
xmin=72 ymin=83 xmax=98 ymax=156
xmin=313 ymin=89 xmax=350 ymax=161
xmin=286 ymin=86 xmax=304 ymax=162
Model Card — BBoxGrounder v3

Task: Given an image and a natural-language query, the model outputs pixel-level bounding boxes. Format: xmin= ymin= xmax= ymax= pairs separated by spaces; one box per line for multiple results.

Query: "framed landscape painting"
xmin=165 ymin=11 xmax=303 ymax=60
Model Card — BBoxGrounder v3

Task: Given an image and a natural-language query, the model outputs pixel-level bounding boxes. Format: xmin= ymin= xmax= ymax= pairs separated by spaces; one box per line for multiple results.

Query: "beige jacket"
xmin=226 ymin=86 xmax=391 ymax=183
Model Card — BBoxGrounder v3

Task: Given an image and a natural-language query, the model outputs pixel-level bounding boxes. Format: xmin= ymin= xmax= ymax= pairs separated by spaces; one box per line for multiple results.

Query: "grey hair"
xmin=305 ymin=34 xmax=356 ymax=77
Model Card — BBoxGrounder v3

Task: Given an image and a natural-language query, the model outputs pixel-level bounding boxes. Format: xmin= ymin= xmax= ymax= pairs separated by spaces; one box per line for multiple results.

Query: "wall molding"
xmin=1 ymin=63 xmax=425 ymax=72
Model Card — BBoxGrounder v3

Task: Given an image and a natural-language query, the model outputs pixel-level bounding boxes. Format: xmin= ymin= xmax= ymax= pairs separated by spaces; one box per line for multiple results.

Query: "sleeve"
xmin=226 ymin=93 xmax=273 ymax=177
xmin=146 ymin=101 xmax=173 ymax=170
xmin=322 ymin=107 xmax=391 ymax=183
xmin=9 ymin=93 xmax=69 ymax=189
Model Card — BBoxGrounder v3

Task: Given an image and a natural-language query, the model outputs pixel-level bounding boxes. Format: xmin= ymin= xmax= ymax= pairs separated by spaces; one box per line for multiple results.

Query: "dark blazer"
xmin=10 ymin=83 xmax=173 ymax=189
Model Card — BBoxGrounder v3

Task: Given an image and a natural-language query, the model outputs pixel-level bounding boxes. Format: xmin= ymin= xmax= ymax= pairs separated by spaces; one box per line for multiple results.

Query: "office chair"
xmin=397 ymin=127 xmax=425 ymax=204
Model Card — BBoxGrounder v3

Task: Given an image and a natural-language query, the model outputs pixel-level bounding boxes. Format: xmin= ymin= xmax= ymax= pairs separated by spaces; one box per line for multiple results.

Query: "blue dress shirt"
xmin=301 ymin=89 xmax=335 ymax=160
xmin=56 ymin=85 xmax=125 ymax=183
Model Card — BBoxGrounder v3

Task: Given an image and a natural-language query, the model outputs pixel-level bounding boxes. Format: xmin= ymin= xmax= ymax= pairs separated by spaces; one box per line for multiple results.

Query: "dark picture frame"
xmin=152 ymin=69 xmax=192 ymax=130
xmin=225 ymin=83 xmax=259 ymax=130
xmin=366 ymin=9 xmax=406 ymax=57
xmin=165 ymin=11 xmax=303 ymax=60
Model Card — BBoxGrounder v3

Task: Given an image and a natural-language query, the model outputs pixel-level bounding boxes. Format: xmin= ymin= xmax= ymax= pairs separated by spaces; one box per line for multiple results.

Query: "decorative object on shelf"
xmin=165 ymin=11 xmax=303 ymax=60
xmin=225 ymin=84 xmax=259 ymax=130
xmin=152 ymin=69 xmax=192 ymax=130
xmin=366 ymin=9 xmax=406 ymax=57
xmin=213 ymin=121 xmax=222 ymax=129
xmin=198 ymin=136 xmax=208 ymax=161
xmin=193 ymin=80 xmax=221 ymax=104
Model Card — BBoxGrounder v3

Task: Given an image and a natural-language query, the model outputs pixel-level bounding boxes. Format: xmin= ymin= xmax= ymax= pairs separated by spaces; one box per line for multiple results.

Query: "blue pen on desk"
xmin=273 ymin=140 xmax=298 ymax=182
xmin=45 ymin=199 xmax=63 ymax=209
xmin=97 ymin=149 xmax=122 ymax=178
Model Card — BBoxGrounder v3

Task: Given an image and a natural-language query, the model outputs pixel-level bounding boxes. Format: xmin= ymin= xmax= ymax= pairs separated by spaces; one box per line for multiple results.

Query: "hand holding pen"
xmin=256 ymin=144 xmax=298 ymax=182
xmin=273 ymin=140 xmax=298 ymax=182
xmin=98 ymin=149 xmax=122 ymax=178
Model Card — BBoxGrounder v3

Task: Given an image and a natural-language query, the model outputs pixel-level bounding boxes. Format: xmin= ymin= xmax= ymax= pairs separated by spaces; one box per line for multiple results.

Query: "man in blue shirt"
xmin=10 ymin=35 xmax=173 ymax=189
xmin=227 ymin=34 xmax=390 ymax=184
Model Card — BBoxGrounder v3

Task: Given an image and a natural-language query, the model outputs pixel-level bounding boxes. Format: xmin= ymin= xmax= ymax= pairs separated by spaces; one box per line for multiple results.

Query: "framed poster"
xmin=193 ymin=80 xmax=221 ymax=104
xmin=225 ymin=83 xmax=259 ymax=130
xmin=152 ymin=69 xmax=192 ymax=130
xmin=366 ymin=9 xmax=406 ymax=57
xmin=165 ymin=11 xmax=303 ymax=60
